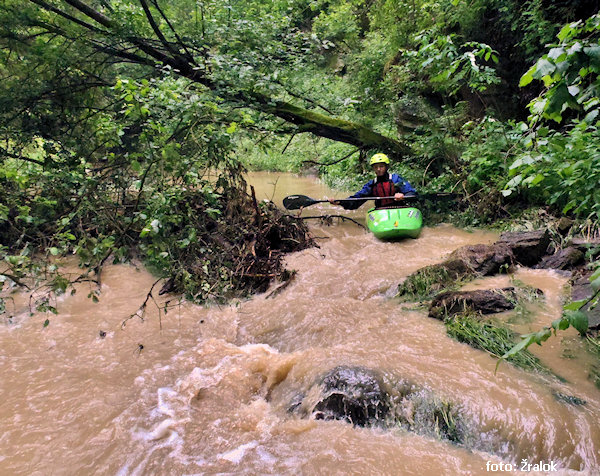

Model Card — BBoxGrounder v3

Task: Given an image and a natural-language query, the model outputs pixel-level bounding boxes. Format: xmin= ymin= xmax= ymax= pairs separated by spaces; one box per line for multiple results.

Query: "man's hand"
xmin=328 ymin=198 xmax=340 ymax=205
xmin=394 ymin=192 xmax=405 ymax=201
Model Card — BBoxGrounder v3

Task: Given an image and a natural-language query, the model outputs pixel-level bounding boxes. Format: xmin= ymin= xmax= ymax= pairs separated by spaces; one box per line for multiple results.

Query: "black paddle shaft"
xmin=283 ymin=193 xmax=456 ymax=210
xmin=283 ymin=193 xmax=424 ymax=210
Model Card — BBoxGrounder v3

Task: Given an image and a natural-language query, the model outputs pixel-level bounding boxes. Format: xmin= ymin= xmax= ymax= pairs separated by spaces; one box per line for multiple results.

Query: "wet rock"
xmin=290 ymin=368 xmax=515 ymax=452
xmin=570 ymin=271 xmax=600 ymax=331
xmin=310 ymin=366 xmax=390 ymax=426
xmin=570 ymin=238 xmax=600 ymax=258
xmin=446 ymin=243 xmax=514 ymax=276
xmin=534 ymin=247 xmax=584 ymax=270
xmin=398 ymin=246 xmax=513 ymax=299
xmin=496 ymin=229 xmax=550 ymax=266
xmin=553 ymin=392 xmax=587 ymax=406
xmin=429 ymin=288 xmax=518 ymax=319
xmin=287 ymin=392 xmax=305 ymax=413
xmin=557 ymin=217 xmax=575 ymax=235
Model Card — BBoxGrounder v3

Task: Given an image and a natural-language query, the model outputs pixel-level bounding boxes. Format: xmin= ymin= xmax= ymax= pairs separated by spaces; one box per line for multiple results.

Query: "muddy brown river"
xmin=1 ymin=172 xmax=599 ymax=475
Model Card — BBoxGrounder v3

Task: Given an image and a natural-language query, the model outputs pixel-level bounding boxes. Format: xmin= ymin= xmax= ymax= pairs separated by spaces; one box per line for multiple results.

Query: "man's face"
xmin=372 ymin=163 xmax=388 ymax=177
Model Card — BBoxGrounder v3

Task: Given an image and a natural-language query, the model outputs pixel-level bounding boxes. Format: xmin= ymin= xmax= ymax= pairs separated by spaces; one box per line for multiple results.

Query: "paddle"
xmin=283 ymin=193 xmax=455 ymax=210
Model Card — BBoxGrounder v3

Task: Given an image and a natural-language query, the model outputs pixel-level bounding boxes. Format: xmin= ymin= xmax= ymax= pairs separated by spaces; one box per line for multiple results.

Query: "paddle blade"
xmin=283 ymin=194 xmax=318 ymax=210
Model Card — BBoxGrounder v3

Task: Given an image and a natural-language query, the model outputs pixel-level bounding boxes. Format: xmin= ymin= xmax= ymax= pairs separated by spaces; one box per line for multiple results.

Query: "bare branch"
xmin=62 ymin=0 xmax=113 ymax=29
xmin=0 ymin=146 xmax=45 ymax=166
xmin=138 ymin=0 xmax=179 ymax=57
xmin=150 ymin=0 xmax=197 ymax=62
xmin=28 ymin=0 xmax=108 ymax=34
xmin=302 ymin=147 xmax=359 ymax=166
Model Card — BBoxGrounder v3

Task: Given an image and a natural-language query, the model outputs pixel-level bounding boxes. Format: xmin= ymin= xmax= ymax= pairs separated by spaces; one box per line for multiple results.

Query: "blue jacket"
xmin=341 ymin=173 xmax=416 ymax=210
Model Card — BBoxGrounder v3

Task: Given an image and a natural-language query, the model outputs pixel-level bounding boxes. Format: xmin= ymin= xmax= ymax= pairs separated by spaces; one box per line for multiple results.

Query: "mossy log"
xmin=256 ymin=97 xmax=413 ymax=157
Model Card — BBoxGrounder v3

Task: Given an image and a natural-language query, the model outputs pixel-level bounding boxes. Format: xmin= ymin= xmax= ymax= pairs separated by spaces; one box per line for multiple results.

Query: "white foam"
xmin=156 ymin=387 xmax=177 ymax=417
xmin=145 ymin=418 xmax=177 ymax=441
xmin=217 ymin=441 xmax=258 ymax=464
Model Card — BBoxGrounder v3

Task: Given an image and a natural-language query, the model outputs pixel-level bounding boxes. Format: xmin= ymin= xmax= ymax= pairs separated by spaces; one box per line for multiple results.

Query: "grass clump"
xmin=397 ymin=264 xmax=468 ymax=301
xmin=445 ymin=314 xmax=547 ymax=373
xmin=388 ymin=380 xmax=469 ymax=445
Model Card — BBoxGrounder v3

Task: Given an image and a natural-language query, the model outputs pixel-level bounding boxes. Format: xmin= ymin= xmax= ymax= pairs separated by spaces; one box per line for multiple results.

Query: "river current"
xmin=1 ymin=172 xmax=599 ymax=475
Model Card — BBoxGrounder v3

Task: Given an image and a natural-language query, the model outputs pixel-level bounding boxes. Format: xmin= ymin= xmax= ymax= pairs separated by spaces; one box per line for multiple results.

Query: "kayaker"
xmin=329 ymin=153 xmax=417 ymax=209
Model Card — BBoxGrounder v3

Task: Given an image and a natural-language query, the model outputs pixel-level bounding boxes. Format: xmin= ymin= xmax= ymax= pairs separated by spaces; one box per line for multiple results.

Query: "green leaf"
xmin=534 ymin=328 xmax=552 ymax=344
xmin=564 ymin=299 xmax=588 ymax=311
xmin=548 ymin=47 xmax=566 ymax=60
xmin=519 ymin=65 xmax=536 ymax=87
xmin=43 ymin=319 xmax=50 ymax=327
xmin=501 ymin=334 xmax=536 ymax=360
xmin=533 ymin=59 xmax=556 ymax=79
xmin=529 ymin=173 xmax=545 ymax=186
xmin=583 ymin=109 xmax=600 ymax=124
xmin=566 ymin=310 xmax=588 ymax=335
xmin=545 ymin=83 xmax=572 ymax=122
xmin=557 ymin=24 xmax=573 ymax=42
xmin=552 ymin=317 xmax=570 ymax=331
xmin=591 ymin=276 xmax=600 ymax=293
xmin=531 ymin=98 xmax=547 ymax=115
xmin=49 ymin=247 xmax=60 ymax=256
xmin=568 ymin=43 xmax=583 ymax=56
xmin=583 ymin=46 xmax=600 ymax=59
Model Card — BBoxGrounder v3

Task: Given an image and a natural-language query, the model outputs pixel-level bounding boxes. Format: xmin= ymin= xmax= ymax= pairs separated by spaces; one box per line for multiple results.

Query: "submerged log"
xmin=398 ymin=230 xmax=556 ymax=300
xmin=429 ymin=288 xmax=519 ymax=319
xmin=398 ymin=244 xmax=514 ymax=299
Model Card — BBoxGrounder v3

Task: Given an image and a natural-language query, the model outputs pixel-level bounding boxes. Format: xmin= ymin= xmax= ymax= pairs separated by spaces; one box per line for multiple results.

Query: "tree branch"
xmin=138 ymin=0 xmax=179 ymax=58
xmin=62 ymin=0 xmax=113 ymax=29
xmin=28 ymin=0 xmax=108 ymax=34
xmin=0 ymin=147 xmax=45 ymax=166
xmin=150 ymin=0 xmax=196 ymax=62
xmin=302 ymin=147 xmax=359 ymax=166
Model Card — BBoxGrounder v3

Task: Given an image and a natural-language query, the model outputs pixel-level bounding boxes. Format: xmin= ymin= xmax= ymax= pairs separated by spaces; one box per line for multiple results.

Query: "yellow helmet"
xmin=369 ymin=153 xmax=390 ymax=166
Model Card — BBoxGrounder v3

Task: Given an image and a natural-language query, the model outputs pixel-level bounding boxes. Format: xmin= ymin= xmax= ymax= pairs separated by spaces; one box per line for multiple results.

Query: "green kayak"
xmin=366 ymin=206 xmax=423 ymax=240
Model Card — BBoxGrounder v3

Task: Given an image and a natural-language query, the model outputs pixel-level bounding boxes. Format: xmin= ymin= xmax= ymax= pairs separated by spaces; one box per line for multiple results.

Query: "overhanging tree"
xmin=7 ymin=0 xmax=411 ymax=157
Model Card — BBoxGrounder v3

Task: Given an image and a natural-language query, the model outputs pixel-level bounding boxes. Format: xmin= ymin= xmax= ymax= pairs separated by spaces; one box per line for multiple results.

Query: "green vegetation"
xmin=1 ymin=0 xmax=600 ymax=325
xmin=397 ymin=264 xmax=468 ymax=301
xmin=393 ymin=388 xmax=466 ymax=444
xmin=446 ymin=314 xmax=547 ymax=372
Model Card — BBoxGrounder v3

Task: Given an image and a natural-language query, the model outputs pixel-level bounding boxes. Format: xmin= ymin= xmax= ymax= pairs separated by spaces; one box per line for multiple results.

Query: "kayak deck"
xmin=366 ymin=206 xmax=423 ymax=240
